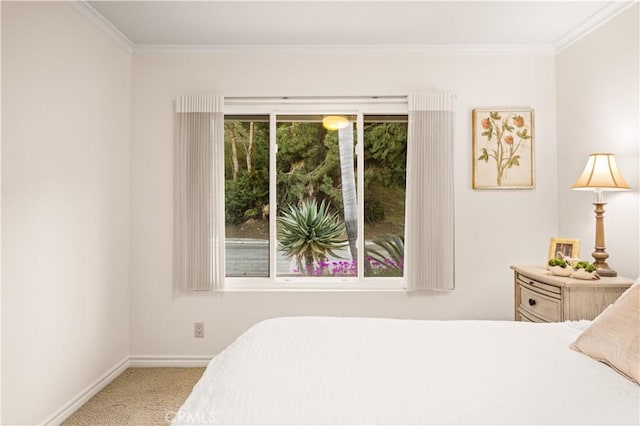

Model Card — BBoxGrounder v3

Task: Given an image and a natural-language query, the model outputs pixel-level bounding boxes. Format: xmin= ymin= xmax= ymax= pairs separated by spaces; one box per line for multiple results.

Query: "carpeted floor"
xmin=63 ymin=367 xmax=205 ymax=426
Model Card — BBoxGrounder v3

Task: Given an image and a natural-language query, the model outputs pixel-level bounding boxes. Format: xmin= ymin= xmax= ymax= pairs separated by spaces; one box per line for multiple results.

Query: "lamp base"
xmin=596 ymin=267 xmax=617 ymax=278
xmin=591 ymin=202 xmax=617 ymax=278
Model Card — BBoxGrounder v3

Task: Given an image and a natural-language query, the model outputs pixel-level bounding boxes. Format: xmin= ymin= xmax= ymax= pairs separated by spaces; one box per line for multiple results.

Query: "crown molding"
xmin=133 ymin=43 xmax=555 ymax=56
xmin=67 ymin=0 xmax=134 ymax=54
xmin=69 ymin=0 xmax=634 ymax=57
xmin=554 ymin=0 xmax=637 ymax=53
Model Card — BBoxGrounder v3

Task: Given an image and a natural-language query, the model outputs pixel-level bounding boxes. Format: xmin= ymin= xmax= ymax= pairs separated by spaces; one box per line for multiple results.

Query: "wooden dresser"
xmin=511 ymin=265 xmax=633 ymax=323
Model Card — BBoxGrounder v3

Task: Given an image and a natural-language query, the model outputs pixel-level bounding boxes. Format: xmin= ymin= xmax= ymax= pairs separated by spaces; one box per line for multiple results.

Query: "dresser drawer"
xmin=519 ymin=284 xmax=562 ymax=322
xmin=517 ymin=307 xmax=548 ymax=323
xmin=516 ymin=273 xmax=561 ymax=296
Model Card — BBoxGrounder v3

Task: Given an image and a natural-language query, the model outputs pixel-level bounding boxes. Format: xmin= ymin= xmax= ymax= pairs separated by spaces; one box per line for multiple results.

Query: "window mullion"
xmin=269 ymin=112 xmax=277 ymax=281
xmin=356 ymin=113 xmax=365 ymax=280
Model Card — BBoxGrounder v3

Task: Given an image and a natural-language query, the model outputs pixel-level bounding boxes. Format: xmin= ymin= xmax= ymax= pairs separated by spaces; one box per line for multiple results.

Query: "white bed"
xmin=173 ymin=317 xmax=640 ymax=425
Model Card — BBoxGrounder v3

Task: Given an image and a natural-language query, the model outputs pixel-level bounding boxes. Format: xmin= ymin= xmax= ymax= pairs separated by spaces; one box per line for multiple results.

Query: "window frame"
xmin=223 ymin=97 xmax=408 ymax=291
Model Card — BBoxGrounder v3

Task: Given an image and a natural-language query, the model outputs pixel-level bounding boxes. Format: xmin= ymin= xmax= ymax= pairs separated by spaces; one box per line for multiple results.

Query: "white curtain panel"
xmin=174 ymin=94 xmax=225 ymax=291
xmin=406 ymin=93 xmax=455 ymax=291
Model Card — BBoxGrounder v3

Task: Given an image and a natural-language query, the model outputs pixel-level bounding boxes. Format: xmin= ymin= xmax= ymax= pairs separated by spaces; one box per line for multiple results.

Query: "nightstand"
xmin=511 ymin=265 xmax=633 ymax=322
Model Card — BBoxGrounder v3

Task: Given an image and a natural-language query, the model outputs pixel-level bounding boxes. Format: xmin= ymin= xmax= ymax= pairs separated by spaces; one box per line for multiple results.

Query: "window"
xmin=224 ymin=104 xmax=407 ymax=289
xmin=224 ymin=115 xmax=270 ymax=278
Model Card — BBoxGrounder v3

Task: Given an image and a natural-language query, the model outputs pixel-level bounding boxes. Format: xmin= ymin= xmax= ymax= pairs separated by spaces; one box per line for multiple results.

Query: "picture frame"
xmin=472 ymin=108 xmax=535 ymax=189
xmin=547 ymin=238 xmax=581 ymax=268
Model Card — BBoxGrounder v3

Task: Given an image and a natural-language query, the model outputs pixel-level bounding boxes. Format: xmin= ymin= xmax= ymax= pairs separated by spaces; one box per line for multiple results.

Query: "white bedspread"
xmin=173 ymin=317 xmax=639 ymax=425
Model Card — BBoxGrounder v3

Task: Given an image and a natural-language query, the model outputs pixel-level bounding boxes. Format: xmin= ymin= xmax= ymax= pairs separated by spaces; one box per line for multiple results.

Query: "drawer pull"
xmin=528 ymin=298 xmax=536 ymax=306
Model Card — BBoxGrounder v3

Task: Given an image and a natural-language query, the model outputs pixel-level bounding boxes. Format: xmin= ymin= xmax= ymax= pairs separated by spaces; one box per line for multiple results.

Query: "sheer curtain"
xmin=174 ymin=95 xmax=225 ymax=291
xmin=405 ymin=93 xmax=456 ymax=291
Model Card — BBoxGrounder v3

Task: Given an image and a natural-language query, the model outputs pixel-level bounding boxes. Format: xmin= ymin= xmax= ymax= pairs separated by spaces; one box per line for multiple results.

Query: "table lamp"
xmin=572 ymin=153 xmax=630 ymax=277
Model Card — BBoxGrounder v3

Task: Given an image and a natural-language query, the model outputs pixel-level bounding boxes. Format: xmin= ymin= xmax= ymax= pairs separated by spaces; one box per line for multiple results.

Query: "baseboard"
xmin=41 ymin=355 xmax=211 ymax=425
xmin=42 ymin=355 xmax=130 ymax=425
xmin=129 ymin=355 xmax=212 ymax=367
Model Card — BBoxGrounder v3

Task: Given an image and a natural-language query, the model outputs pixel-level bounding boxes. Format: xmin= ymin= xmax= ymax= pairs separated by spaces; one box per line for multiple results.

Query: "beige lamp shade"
xmin=322 ymin=115 xmax=349 ymax=130
xmin=572 ymin=153 xmax=630 ymax=191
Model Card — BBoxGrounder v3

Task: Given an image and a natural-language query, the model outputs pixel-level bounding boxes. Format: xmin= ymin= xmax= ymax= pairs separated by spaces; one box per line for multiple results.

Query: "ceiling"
xmin=88 ymin=1 xmax=632 ymax=52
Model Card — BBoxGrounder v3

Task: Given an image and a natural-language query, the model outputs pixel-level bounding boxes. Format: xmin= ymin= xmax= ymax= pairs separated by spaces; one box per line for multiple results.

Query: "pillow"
xmin=570 ymin=284 xmax=639 ymax=383
xmin=592 ymin=277 xmax=639 ymax=322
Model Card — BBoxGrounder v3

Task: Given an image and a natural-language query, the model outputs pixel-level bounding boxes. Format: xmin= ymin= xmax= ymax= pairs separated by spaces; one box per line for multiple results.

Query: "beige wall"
xmin=556 ymin=5 xmax=639 ymax=279
xmin=130 ymin=51 xmax=558 ymax=357
xmin=1 ymin=2 xmax=131 ymax=424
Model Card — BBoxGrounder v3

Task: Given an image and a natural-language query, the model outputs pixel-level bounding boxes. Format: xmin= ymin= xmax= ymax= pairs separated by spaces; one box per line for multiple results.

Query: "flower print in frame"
xmin=472 ymin=108 xmax=535 ymax=189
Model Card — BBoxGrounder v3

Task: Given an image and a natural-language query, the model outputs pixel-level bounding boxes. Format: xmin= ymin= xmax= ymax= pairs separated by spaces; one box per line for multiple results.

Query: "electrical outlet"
xmin=194 ymin=322 xmax=204 ymax=338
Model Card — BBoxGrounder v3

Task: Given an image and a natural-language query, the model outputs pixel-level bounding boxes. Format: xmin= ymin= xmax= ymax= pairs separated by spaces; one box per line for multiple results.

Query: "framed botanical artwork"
xmin=472 ymin=108 xmax=535 ymax=189
xmin=547 ymin=238 xmax=580 ymax=267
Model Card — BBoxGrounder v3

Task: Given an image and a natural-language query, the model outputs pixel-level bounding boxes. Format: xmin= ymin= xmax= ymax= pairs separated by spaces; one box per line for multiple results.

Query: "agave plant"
xmin=366 ymin=234 xmax=405 ymax=276
xmin=277 ymin=199 xmax=347 ymax=275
